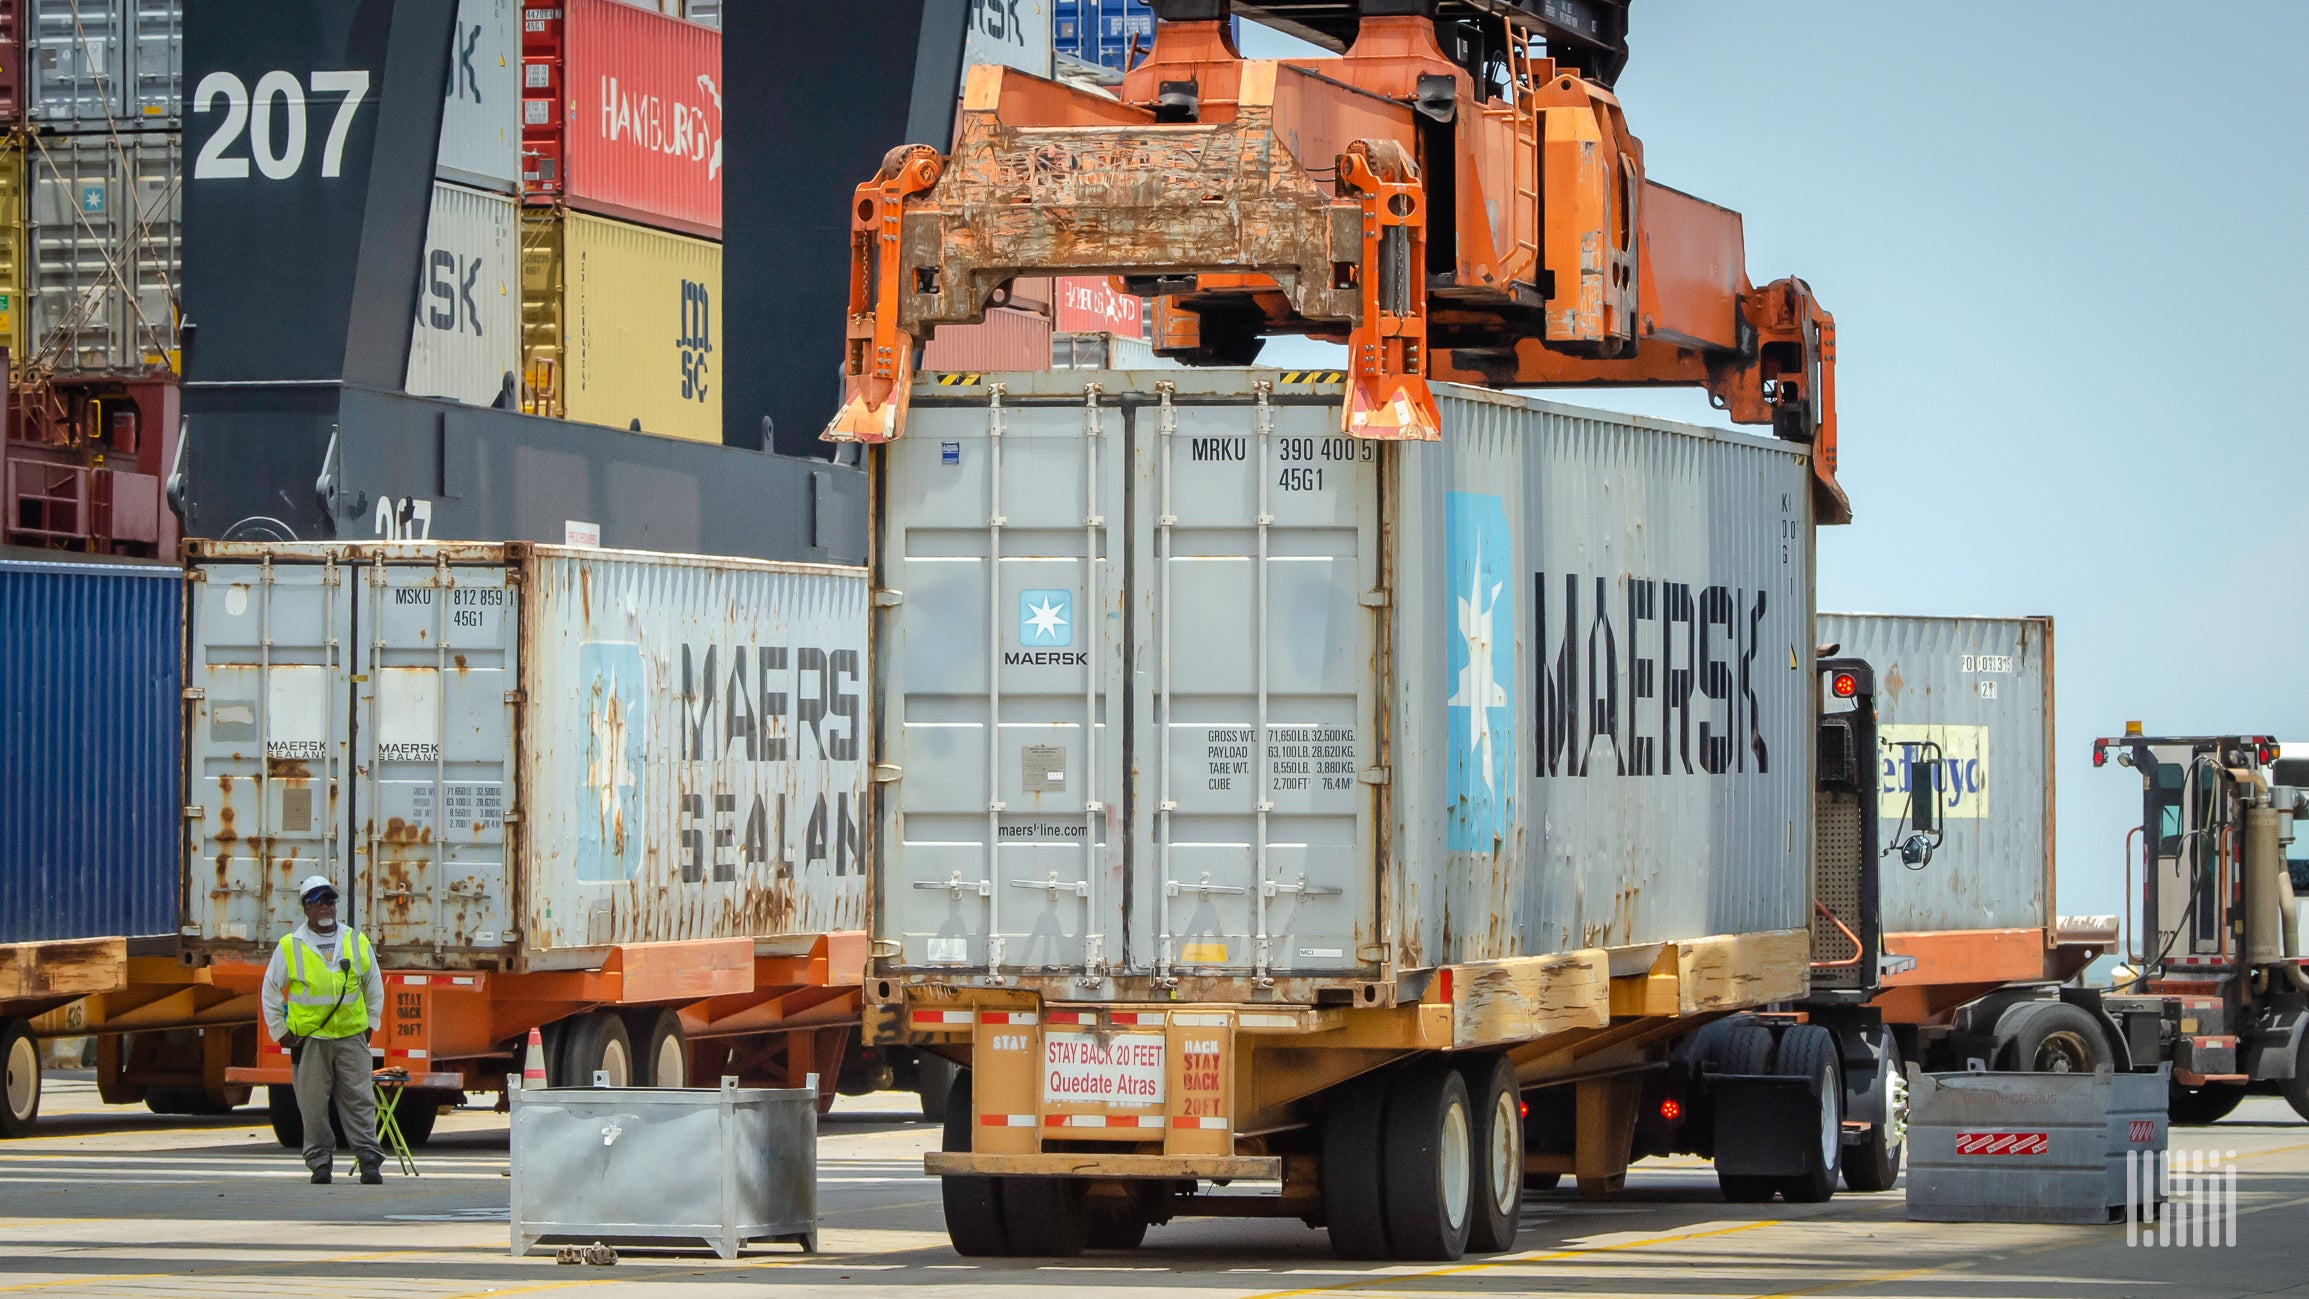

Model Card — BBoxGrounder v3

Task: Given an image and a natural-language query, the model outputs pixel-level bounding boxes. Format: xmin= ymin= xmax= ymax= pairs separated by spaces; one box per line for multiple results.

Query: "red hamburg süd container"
xmin=523 ymin=0 xmax=721 ymax=239
xmin=920 ymin=307 xmax=1055 ymax=374
xmin=0 ymin=0 xmax=19 ymax=124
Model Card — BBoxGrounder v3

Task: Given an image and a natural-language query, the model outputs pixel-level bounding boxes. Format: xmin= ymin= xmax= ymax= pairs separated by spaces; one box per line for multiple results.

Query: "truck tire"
xmin=1842 ymin=1040 xmax=1904 ymax=1192
xmin=1 ymin=1021 xmax=39 ymax=1137
xmin=1381 ymin=1060 xmax=1475 ymax=1262
xmin=1457 ymin=1054 xmax=1522 ymax=1254
xmin=1085 ymin=1204 xmax=1150 ymax=1250
xmin=1320 ymin=1070 xmax=1393 ymax=1259
xmin=1994 ymin=1002 xmax=2109 ymax=1073
xmin=267 ymin=1083 xmax=349 ymax=1149
xmin=392 ymin=1092 xmax=444 ymax=1147
xmin=144 ymin=1086 xmax=235 ymax=1116
xmin=1774 ymin=1024 xmax=1843 ymax=1204
xmin=2169 ymin=1080 xmax=2247 ymax=1125
xmin=2285 ymin=1035 xmax=2309 ymax=1123
xmin=622 ymin=1009 xmax=687 ymax=1088
xmin=938 ymin=1072 xmax=1012 ymax=1257
xmin=559 ymin=1013 xmax=634 ymax=1088
xmin=1004 ymin=1177 xmax=1090 ymax=1257
xmin=1712 ymin=1020 xmax=1780 ymax=1203
xmin=917 ymin=1052 xmax=957 ymax=1123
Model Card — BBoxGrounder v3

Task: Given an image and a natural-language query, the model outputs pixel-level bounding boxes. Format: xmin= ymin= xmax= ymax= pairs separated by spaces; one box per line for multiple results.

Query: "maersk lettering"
xmin=679 ymin=643 xmax=860 ymax=762
xmin=1534 ymin=573 xmax=1768 ymax=777
xmin=1004 ymin=650 xmax=1087 ymax=666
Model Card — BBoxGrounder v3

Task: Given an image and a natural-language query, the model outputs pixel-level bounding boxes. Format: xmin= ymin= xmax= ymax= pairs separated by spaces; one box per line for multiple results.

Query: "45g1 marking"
xmin=192 ymin=69 xmax=371 ymax=181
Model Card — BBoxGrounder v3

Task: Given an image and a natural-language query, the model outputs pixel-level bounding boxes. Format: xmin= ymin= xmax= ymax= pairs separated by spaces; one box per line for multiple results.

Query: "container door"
xmin=880 ymin=388 xmax=1128 ymax=978
xmin=1134 ymin=389 xmax=1383 ymax=978
xmin=351 ymin=558 xmax=517 ymax=957
xmin=185 ymin=558 xmax=354 ymax=949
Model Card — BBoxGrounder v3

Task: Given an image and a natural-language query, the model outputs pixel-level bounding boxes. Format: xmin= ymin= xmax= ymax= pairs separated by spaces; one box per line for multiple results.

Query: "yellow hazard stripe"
xmin=931 ymin=372 xmax=983 ymax=386
xmin=1277 ymin=370 xmax=1345 ymax=384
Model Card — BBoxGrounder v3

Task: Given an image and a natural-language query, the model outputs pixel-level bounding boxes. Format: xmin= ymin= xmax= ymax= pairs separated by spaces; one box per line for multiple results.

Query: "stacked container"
xmin=520 ymin=0 xmax=722 ymax=442
xmin=407 ymin=0 xmax=524 ymax=409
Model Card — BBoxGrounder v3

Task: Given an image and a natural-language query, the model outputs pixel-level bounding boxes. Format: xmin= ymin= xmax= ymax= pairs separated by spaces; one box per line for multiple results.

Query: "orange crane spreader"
xmin=826 ymin=0 xmax=1847 ymax=523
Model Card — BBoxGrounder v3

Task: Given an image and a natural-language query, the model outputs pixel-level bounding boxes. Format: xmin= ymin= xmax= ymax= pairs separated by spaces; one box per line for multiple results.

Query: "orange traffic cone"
xmin=521 ymin=1026 xmax=548 ymax=1090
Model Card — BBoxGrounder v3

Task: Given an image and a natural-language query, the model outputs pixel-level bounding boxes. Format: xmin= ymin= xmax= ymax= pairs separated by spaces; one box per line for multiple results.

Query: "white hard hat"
xmin=296 ymin=875 xmax=339 ymax=901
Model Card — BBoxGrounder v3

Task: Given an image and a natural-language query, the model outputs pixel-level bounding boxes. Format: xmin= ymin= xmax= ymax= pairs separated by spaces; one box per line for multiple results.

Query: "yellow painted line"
xmin=0 ymin=1251 xmax=401 ymax=1293
xmin=430 ymin=1242 xmax=957 ymax=1299
xmin=1232 ymin=1219 xmax=1776 ymax=1299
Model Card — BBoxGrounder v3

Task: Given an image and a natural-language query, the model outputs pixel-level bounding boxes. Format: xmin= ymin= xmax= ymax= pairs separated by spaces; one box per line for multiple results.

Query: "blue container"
xmin=0 ymin=556 xmax=183 ymax=945
xmin=1053 ymin=0 xmax=1176 ymax=73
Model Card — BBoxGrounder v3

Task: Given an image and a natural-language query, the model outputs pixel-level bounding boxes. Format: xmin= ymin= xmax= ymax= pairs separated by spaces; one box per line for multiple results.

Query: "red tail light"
xmin=1832 ymin=672 xmax=1857 ymax=698
xmin=1659 ymin=1097 xmax=1682 ymax=1122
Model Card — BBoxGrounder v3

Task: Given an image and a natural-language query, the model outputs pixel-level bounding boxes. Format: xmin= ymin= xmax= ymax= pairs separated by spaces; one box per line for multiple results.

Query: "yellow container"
xmin=521 ymin=207 xmax=721 ymax=442
xmin=0 ymin=138 xmax=25 ymax=370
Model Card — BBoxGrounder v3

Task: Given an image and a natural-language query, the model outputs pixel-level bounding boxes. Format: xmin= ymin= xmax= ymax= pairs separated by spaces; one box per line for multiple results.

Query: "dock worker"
xmin=261 ymin=875 xmax=386 ymax=1184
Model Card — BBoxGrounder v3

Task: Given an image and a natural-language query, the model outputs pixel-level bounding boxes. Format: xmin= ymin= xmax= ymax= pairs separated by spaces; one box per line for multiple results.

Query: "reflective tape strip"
xmin=1109 ymin=1012 xmax=1161 ymax=1026
xmin=978 ymin=1114 xmax=1036 ymax=1127
xmin=1180 ymin=1116 xmax=1229 ymax=1129
xmin=1044 ymin=1011 xmax=1088 ymax=1025
xmin=981 ymin=1012 xmax=1036 ymax=1025
xmin=1172 ymin=1014 xmax=1229 ymax=1027
xmin=1237 ymin=1014 xmax=1298 ymax=1029
xmin=913 ymin=1011 xmax=974 ymax=1025
xmin=1044 ymin=1114 xmax=1167 ymax=1128
xmin=398 ymin=975 xmax=429 ymax=986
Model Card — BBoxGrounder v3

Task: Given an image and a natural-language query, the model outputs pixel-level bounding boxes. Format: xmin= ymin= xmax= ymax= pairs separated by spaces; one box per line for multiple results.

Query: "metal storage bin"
xmin=509 ymin=1078 xmax=817 ymax=1258
xmin=1906 ymin=1065 xmax=2168 ymax=1224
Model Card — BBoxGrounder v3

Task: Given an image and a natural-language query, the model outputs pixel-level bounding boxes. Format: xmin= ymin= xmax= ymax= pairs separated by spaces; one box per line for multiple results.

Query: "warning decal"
xmin=1954 ymin=1131 xmax=2049 ymax=1156
xmin=1042 ymin=1032 xmax=1165 ymax=1106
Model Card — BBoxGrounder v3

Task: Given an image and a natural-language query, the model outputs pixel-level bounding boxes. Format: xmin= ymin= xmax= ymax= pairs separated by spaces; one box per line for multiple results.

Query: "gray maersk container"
xmin=872 ymin=373 xmax=1815 ymax=989
xmin=1816 ymin=613 xmax=2053 ymax=934
xmin=26 ymin=131 xmax=179 ymax=371
xmin=181 ymin=541 xmax=869 ymax=970
xmin=27 ymin=0 xmax=180 ymax=130
xmin=405 ymin=179 xmax=520 ymax=406
xmin=437 ymin=0 xmax=521 ymax=193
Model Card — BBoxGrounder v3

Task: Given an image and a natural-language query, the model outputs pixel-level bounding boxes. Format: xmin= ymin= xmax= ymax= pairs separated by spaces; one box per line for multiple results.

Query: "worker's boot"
xmin=358 ymin=1162 xmax=383 ymax=1185
xmin=310 ymin=1167 xmax=332 ymax=1185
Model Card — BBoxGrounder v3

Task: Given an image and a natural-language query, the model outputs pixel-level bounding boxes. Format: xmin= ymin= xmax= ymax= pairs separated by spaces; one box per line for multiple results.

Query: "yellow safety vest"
xmin=279 ymin=929 xmax=374 ymax=1039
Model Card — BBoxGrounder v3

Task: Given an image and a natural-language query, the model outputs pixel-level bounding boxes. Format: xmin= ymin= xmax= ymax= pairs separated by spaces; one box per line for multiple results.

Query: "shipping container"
xmin=920 ymin=306 xmax=1052 ymax=374
xmin=1816 ymin=613 xmax=2054 ymax=935
xmin=26 ymin=0 xmax=178 ymax=130
xmin=406 ymin=179 xmax=521 ymax=407
xmin=875 ymin=372 xmax=1813 ymax=983
xmin=0 ymin=553 xmax=181 ymax=945
xmin=181 ymin=541 xmax=868 ymax=970
xmin=965 ymin=0 xmax=1052 ymax=77
xmin=522 ymin=0 xmax=721 ymax=238
xmin=437 ymin=0 xmax=521 ymax=193
xmin=25 ymin=130 xmax=178 ymax=372
xmin=0 ymin=135 xmax=24 ymax=361
xmin=0 ymin=1 xmax=23 ymax=124
xmin=1055 ymin=0 xmax=1233 ymax=73
xmin=520 ymin=206 xmax=719 ymax=442
xmin=5 ymin=370 xmax=178 ymax=555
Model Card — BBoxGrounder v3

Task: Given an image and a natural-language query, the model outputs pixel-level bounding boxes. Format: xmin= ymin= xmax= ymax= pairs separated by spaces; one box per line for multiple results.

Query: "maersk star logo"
xmin=1445 ymin=492 xmax=1515 ymax=850
xmin=575 ymin=642 xmax=645 ymax=883
xmin=1019 ymin=589 xmax=1073 ymax=647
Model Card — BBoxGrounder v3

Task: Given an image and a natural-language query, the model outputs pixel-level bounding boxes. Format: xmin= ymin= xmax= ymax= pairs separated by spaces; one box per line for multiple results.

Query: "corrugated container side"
xmin=523 ymin=0 xmax=721 ymax=238
xmin=0 ymin=556 xmax=180 ymax=945
xmin=181 ymin=542 xmax=867 ymax=969
xmin=920 ymin=306 xmax=1052 ymax=373
xmin=0 ymin=136 xmax=24 ymax=361
xmin=1816 ymin=612 xmax=2054 ymax=934
xmin=875 ymin=373 xmax=1815 ymax=987
xmin=437 ymin=0 xmax=521 ymax=193
xmin=0 ymin=0 xmax=22 ymax=124
xmin=27 ymin=0 xmax=179 ymax=129
xmin=521 ymin=207 xmax=719 ymax=442
xmin=26 ymin=131 xmax=179 ymax=371
xmin=406 ymin=180 xmax=521 ymax=407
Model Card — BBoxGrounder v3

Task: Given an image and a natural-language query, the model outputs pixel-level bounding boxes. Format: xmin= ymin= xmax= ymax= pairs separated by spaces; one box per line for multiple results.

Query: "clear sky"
xmin=1246 ymin=3 xmax=2309 ymax=930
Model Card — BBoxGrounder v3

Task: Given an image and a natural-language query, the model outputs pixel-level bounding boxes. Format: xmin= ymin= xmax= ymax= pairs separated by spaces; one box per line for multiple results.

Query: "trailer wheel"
xmin=1994 ymin=1002 xmax=2109 ymax=1073
xmin=1842 ymin=1040 xmax=1904 ymax=1193
xmin=1457 ymin=1055 xmax=1522 ymax=1254
xmin=1718 ymin=1021 xmax=1776 ymax=1075
xmin=1774 ymin=1025 xmax=1843 ymax=1203
xmin=916 ymin=1052 xmax=957 ymax=1123
xmin=1 ymin=1021 xmax=39 ymax=1137
xmin=2285 ymin=1035 xmax=2309 ymax=1123
xmin=938 ymin=1071 xmax=1012 ymax=1257
xmin=622 ymin=1010 xmax=687 ymax=1088
xmin=145 ymin=1086 xmax=235 ymax=1116
xmin=1004 ymin=1177 xmax=1090 ymax=1257
xmin=1085 ymin=1204 xmax=1150 ymax=1250
xmin=1320 ymin=1070 xmax=1393 ymax=1259
xmin=2169 ymin=1080 xmax=2247 ymax=1126
xmin=559 ymin=1013 xmax=634 ymax=1088
xmin=393 ymin=1092 xmax=443 ymax=1147
xmin=266 ymin=1084 xmax=349 ymax=1149
xmin=1381 ymin=1061 xmax=1475 ymax=1261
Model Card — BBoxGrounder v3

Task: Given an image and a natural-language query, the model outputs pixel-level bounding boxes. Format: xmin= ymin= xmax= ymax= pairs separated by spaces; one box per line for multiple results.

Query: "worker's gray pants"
xmin=292 ymin=1032 xmax=380 ymax=1175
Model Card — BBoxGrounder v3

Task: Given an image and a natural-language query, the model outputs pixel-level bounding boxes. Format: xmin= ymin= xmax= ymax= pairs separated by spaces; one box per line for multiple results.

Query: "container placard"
xmin=1042 ymin=1032 xmax=1165 ymax=1106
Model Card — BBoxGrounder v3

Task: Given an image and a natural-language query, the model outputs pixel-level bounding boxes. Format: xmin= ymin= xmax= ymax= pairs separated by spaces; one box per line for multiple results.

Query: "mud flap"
xmin=1709 ymin=1074 xmax=1823 ymax=1178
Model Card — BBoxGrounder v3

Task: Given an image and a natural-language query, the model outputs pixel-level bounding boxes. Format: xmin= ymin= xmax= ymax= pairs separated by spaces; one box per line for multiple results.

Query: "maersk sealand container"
xmin=0 ymin=554 xmax=181 ymax=945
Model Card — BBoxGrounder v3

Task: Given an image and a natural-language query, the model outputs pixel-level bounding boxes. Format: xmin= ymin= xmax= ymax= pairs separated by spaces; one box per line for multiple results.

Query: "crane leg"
xmin=827 ymin=146 xmax=944 ymax=444
xmin=1338 ymin=141 xmax=1440 ymax=441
